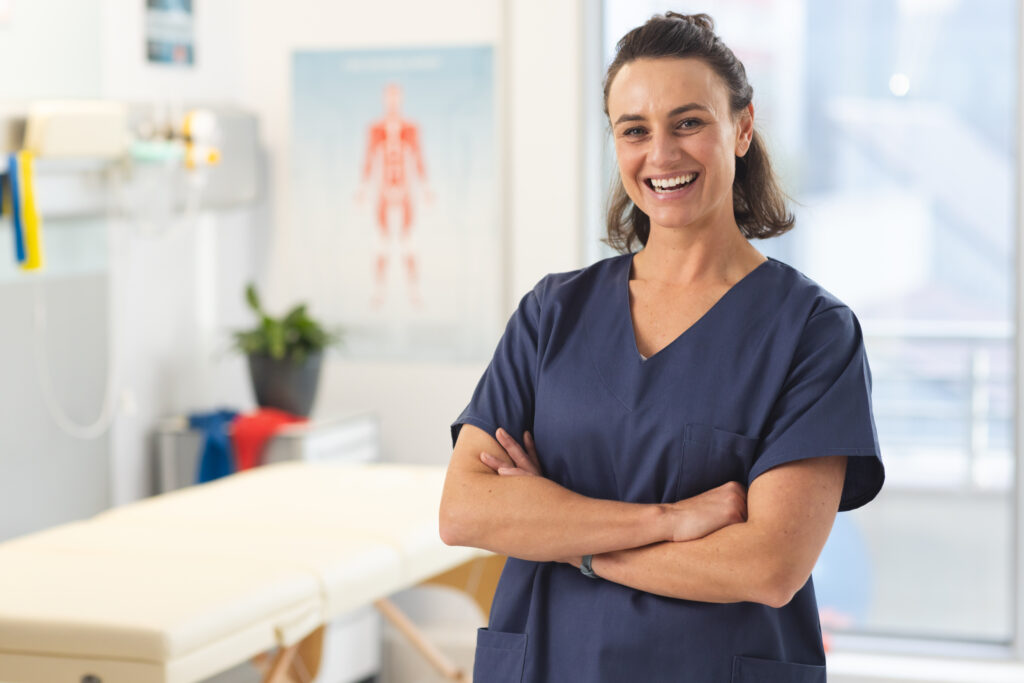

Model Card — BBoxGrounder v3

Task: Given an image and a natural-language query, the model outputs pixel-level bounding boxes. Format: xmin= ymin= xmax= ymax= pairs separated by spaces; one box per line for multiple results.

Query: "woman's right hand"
xmin=480 ymin=427 xmax=543 ymax=477
xmin=662 ymin=481 xmax=748 ymax=543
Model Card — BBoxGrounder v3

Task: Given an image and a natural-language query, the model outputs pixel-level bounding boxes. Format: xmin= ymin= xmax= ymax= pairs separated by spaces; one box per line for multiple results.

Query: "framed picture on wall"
xmin=291 ymin=46 xmax=501 ymax=361
xmin=145 ymin=0 xmax=195 ymax=66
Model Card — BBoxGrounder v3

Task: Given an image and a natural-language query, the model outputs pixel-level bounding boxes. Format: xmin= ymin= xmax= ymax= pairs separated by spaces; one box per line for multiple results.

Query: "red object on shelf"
xmin=230 ymin=408 xmax=307 ymax=471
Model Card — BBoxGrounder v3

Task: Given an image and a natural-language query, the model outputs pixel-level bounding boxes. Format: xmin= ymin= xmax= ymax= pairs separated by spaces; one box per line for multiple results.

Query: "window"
xmin=598 ymin=0 xmax=1018 ymax=647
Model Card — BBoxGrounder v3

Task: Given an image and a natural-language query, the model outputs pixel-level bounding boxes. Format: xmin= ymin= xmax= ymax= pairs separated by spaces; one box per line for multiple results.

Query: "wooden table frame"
xmin=255 ymin=555 xmax=505 ymax=683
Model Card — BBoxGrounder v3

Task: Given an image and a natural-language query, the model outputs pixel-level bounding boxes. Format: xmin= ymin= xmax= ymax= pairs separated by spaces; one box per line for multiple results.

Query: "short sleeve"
xmin=748 ymin=305 xmax=885 ymax=511
xmin=450 ymin=286 xmax=541 ymax=448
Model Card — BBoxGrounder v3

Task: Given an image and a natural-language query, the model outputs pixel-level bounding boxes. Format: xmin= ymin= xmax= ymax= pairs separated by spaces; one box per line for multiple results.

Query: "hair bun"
xmin=663 ymin=12 xmax=715 ymax=33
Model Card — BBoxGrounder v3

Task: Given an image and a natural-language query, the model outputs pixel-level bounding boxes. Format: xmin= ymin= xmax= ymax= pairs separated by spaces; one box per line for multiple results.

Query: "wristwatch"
xmin=580 ymin=554 xmax=598 ymax=579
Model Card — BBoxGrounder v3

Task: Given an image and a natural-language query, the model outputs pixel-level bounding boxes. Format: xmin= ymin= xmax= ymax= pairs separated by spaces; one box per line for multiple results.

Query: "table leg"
xmin=260 ymin=643 xmax=300 ymax=683
xmin=374 ymin=598 xmax=468 ymax=682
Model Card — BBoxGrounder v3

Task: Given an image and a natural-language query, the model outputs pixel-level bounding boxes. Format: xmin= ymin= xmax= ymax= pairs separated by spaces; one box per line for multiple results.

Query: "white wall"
xmin=0 ymin=0 xmax=102 ymax=99
xmin=104 ymin=208 xmax=265 ymax=505
xmin=0 ymin=0 xmax=268 ymax=513
xmin=97 ymin=0 xmax=266 ymax=504
xmin=0 ymin=1 xmax=110 ymax=539
xmin=85 ymin=0 xmax=589 ymax=494
xmin=185 ymin=1 xmax=588 ymax=650
xmin=231 ymin=0 xmax=585 ymax=467
xmin=1 ymin=0 xmax=587 ymax=515
xmin=99 ymin=0 xmax=244 ymax=103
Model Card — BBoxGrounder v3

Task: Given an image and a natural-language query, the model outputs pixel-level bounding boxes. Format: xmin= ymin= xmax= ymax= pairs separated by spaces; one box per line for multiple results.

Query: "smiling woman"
xmin=610 ymin=57 xmax=750 ymax=248
xmin=440 ymin=12 xmax=884 ymax=683
xmin=603 ymin=13 xmax=793 ymax=253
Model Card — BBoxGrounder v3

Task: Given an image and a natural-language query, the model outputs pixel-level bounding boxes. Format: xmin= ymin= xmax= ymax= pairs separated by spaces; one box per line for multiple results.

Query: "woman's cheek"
xmin=616 ymin=148 xmax=645 ymax=201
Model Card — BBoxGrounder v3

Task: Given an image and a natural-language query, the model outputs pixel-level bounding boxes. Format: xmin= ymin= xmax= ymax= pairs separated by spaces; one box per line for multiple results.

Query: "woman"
xmin=440 ymin=12 xmax=883 ymax=683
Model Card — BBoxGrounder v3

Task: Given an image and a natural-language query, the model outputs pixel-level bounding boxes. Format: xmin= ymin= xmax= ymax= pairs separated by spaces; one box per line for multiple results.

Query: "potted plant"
xmin=231 ymin=283 xmax=342 ymax=417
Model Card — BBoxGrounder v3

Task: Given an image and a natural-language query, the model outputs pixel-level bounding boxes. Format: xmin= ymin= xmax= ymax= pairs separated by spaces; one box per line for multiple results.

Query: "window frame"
xmin=1014 ymin=0 xmax=1024 ymax=661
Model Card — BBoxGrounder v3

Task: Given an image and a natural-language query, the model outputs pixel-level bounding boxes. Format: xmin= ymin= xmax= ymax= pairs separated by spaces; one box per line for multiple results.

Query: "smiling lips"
xmin=645 ymin=172 xmax=699 ymax=193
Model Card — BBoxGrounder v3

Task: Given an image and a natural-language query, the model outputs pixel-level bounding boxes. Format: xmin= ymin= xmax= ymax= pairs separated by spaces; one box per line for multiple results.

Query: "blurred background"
xmin=0 ymin=0 xmax=1020 ymax=681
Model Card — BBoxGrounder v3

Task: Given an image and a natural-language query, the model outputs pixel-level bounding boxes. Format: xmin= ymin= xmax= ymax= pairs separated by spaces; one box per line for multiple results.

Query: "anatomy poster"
xmin=292 ymin=46 xmax=500 ymax=360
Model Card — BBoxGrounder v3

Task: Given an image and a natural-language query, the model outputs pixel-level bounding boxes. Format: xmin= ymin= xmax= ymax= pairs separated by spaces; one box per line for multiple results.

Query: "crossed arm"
xmin=439 ymin=423 xmax=846 ymax=607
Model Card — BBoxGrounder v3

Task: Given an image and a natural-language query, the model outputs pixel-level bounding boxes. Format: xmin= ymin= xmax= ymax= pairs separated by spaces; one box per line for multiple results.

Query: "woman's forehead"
xmin=608 ymin=58 xmax=729 ymax=118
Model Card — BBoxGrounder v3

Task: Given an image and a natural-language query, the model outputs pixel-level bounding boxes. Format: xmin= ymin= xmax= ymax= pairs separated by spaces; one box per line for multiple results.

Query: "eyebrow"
xmin=613 ymin=103 xmax=712 ymax=126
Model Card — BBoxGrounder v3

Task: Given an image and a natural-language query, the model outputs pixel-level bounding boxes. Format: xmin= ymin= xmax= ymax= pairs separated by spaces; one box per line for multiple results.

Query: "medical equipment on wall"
xmin=0 ymin=101 xmax=263 ymax=439
xmin=23 ymin=100 xmax=131 ymax=159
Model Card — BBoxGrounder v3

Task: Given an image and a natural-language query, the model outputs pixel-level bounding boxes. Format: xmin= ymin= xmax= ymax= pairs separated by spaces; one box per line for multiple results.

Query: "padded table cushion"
xmin=0 ymin=462 xmax=482 ymax=683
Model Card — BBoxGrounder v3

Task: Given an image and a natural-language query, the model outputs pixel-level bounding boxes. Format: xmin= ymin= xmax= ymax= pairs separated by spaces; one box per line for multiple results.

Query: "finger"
xmin=497 ymin=467 xmax=535 ymax=477
xmin=480 ymin=451 xmax=511 ymax=471
xmin=524 ymin=431 xmax=538 ymax=457
xmin=509 ymin=443 xmax=542 ymax=475
xmin=523 ymin=431 xmax=542 ymax=468
xmin=496 ymin=428 xmax=534 ymax=471
xmin=496 ymin=428 xmax=542 ymax=476
xmin=479 ymin=452 xmax=500 ymax=471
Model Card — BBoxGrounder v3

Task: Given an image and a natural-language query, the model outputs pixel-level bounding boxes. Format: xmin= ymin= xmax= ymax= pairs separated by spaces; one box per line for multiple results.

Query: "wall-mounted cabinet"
xmin=0 ymin=103 xmax=264 ymax=221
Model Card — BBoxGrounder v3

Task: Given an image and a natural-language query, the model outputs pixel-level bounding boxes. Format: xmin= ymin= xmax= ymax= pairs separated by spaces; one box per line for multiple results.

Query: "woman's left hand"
xmin=479 ymin=428 xmax=543 ymax=477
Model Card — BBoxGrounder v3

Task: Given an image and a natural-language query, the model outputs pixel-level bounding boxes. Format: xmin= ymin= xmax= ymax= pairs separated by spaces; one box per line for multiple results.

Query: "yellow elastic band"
xmin=18 ymin=150 xmax=44 ymax=271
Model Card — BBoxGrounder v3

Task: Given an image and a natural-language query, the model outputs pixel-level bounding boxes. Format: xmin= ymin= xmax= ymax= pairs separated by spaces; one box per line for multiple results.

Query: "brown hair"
xmin=603 ymin=12 xmax=794 ymax=252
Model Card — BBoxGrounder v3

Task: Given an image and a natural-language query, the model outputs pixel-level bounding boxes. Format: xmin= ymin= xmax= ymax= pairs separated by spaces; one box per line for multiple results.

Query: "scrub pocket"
xmin=680 ymin=424 xmax=759 ymax=499
xmin=472 ymin=628 xmax=527 ymax=683
xmin=731 ymin=655 xmax=826 ymax=682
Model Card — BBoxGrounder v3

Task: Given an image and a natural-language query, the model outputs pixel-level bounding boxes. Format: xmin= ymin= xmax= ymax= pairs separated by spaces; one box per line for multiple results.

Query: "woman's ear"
xmin=735 ymin=103 xmax=754 ymax=157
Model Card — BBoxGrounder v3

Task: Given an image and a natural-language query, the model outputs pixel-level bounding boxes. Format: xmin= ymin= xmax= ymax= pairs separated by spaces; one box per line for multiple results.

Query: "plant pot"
xmin=246 ymin=351 xmax=324 ymax=417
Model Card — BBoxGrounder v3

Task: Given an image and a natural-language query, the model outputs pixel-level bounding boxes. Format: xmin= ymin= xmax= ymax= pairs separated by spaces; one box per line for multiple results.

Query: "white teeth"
xmin=650 ymin=173 xmax=697 ymax=191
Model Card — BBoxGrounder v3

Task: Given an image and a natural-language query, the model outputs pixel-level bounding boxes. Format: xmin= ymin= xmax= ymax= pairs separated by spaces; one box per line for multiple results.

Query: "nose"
xmin=649 ymin=128 xmax=682 ymax=167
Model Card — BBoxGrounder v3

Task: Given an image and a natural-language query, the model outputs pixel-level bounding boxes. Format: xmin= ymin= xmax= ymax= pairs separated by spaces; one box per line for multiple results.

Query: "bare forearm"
xmin=440 ymin=470 xmax=667 ymax=561
xmin=591 ymin=520 xmax=796 ymax=606
xmin=591 ymin=458 xmax=847 ymax=607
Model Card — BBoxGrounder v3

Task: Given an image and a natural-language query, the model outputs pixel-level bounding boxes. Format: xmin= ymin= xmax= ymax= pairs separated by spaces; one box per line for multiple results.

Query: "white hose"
xmin=30 ymin=163 xmax=124 ymax=439
xmin=32 ymin=149 xmax=210 ymax=440
xmin=31 ymin=274 xmax=120 ymax=440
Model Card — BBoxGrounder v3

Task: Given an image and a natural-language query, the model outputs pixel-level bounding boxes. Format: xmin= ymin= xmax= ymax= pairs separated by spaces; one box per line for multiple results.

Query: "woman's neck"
xmin=633 ymin=222 xmax=765 ymax=287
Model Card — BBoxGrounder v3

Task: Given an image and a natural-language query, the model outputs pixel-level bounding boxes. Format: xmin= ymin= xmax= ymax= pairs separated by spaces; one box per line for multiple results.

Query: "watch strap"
xmin=580 ymin=554 xmax=597 ymax=579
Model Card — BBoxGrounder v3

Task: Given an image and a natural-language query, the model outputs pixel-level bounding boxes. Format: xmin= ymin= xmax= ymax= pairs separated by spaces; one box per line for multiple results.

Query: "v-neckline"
xmin=624 ymin=252 xmax=772 ymax=363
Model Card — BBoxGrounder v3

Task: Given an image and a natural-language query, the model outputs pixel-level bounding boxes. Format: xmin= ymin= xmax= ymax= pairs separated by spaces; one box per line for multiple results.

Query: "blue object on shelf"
xmin=188 ymin=409 xmax=239 ymax=484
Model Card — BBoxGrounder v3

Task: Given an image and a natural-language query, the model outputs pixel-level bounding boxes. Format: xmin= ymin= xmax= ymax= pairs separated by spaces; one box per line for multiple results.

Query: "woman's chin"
xmin=645 ymin=212 xmax=703 ymax=232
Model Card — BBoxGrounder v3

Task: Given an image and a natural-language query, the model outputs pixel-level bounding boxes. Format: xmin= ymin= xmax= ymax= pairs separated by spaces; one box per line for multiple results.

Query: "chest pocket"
xmin=678 ymin=424 xmax=759 ymax=500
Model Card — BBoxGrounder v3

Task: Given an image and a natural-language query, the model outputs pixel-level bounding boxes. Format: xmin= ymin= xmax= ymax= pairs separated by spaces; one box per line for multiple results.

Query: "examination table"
xmin=0 ymin=461 xmax=499 ymax=683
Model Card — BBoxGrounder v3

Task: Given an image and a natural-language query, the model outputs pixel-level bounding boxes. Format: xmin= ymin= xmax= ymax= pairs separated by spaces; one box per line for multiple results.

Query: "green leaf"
xmin=230 ymin=284 xmax=344 ymax=361
xmin=263 ymin=318 xmax=286 ymax=359
xmin=283 ymin=304 xmax=307 ymax=326
xmin=245 ymin=283 xmax=263 ymax=315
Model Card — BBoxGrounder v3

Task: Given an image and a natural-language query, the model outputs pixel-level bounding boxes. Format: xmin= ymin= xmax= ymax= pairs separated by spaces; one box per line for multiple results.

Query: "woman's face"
xmin=607 ymin=57 xmax=753 ymax=237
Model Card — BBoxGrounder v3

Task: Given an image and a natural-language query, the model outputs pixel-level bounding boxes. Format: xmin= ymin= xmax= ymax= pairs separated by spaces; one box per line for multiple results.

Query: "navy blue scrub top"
xmin=451 ymin=253 xmax=884 ymax=683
